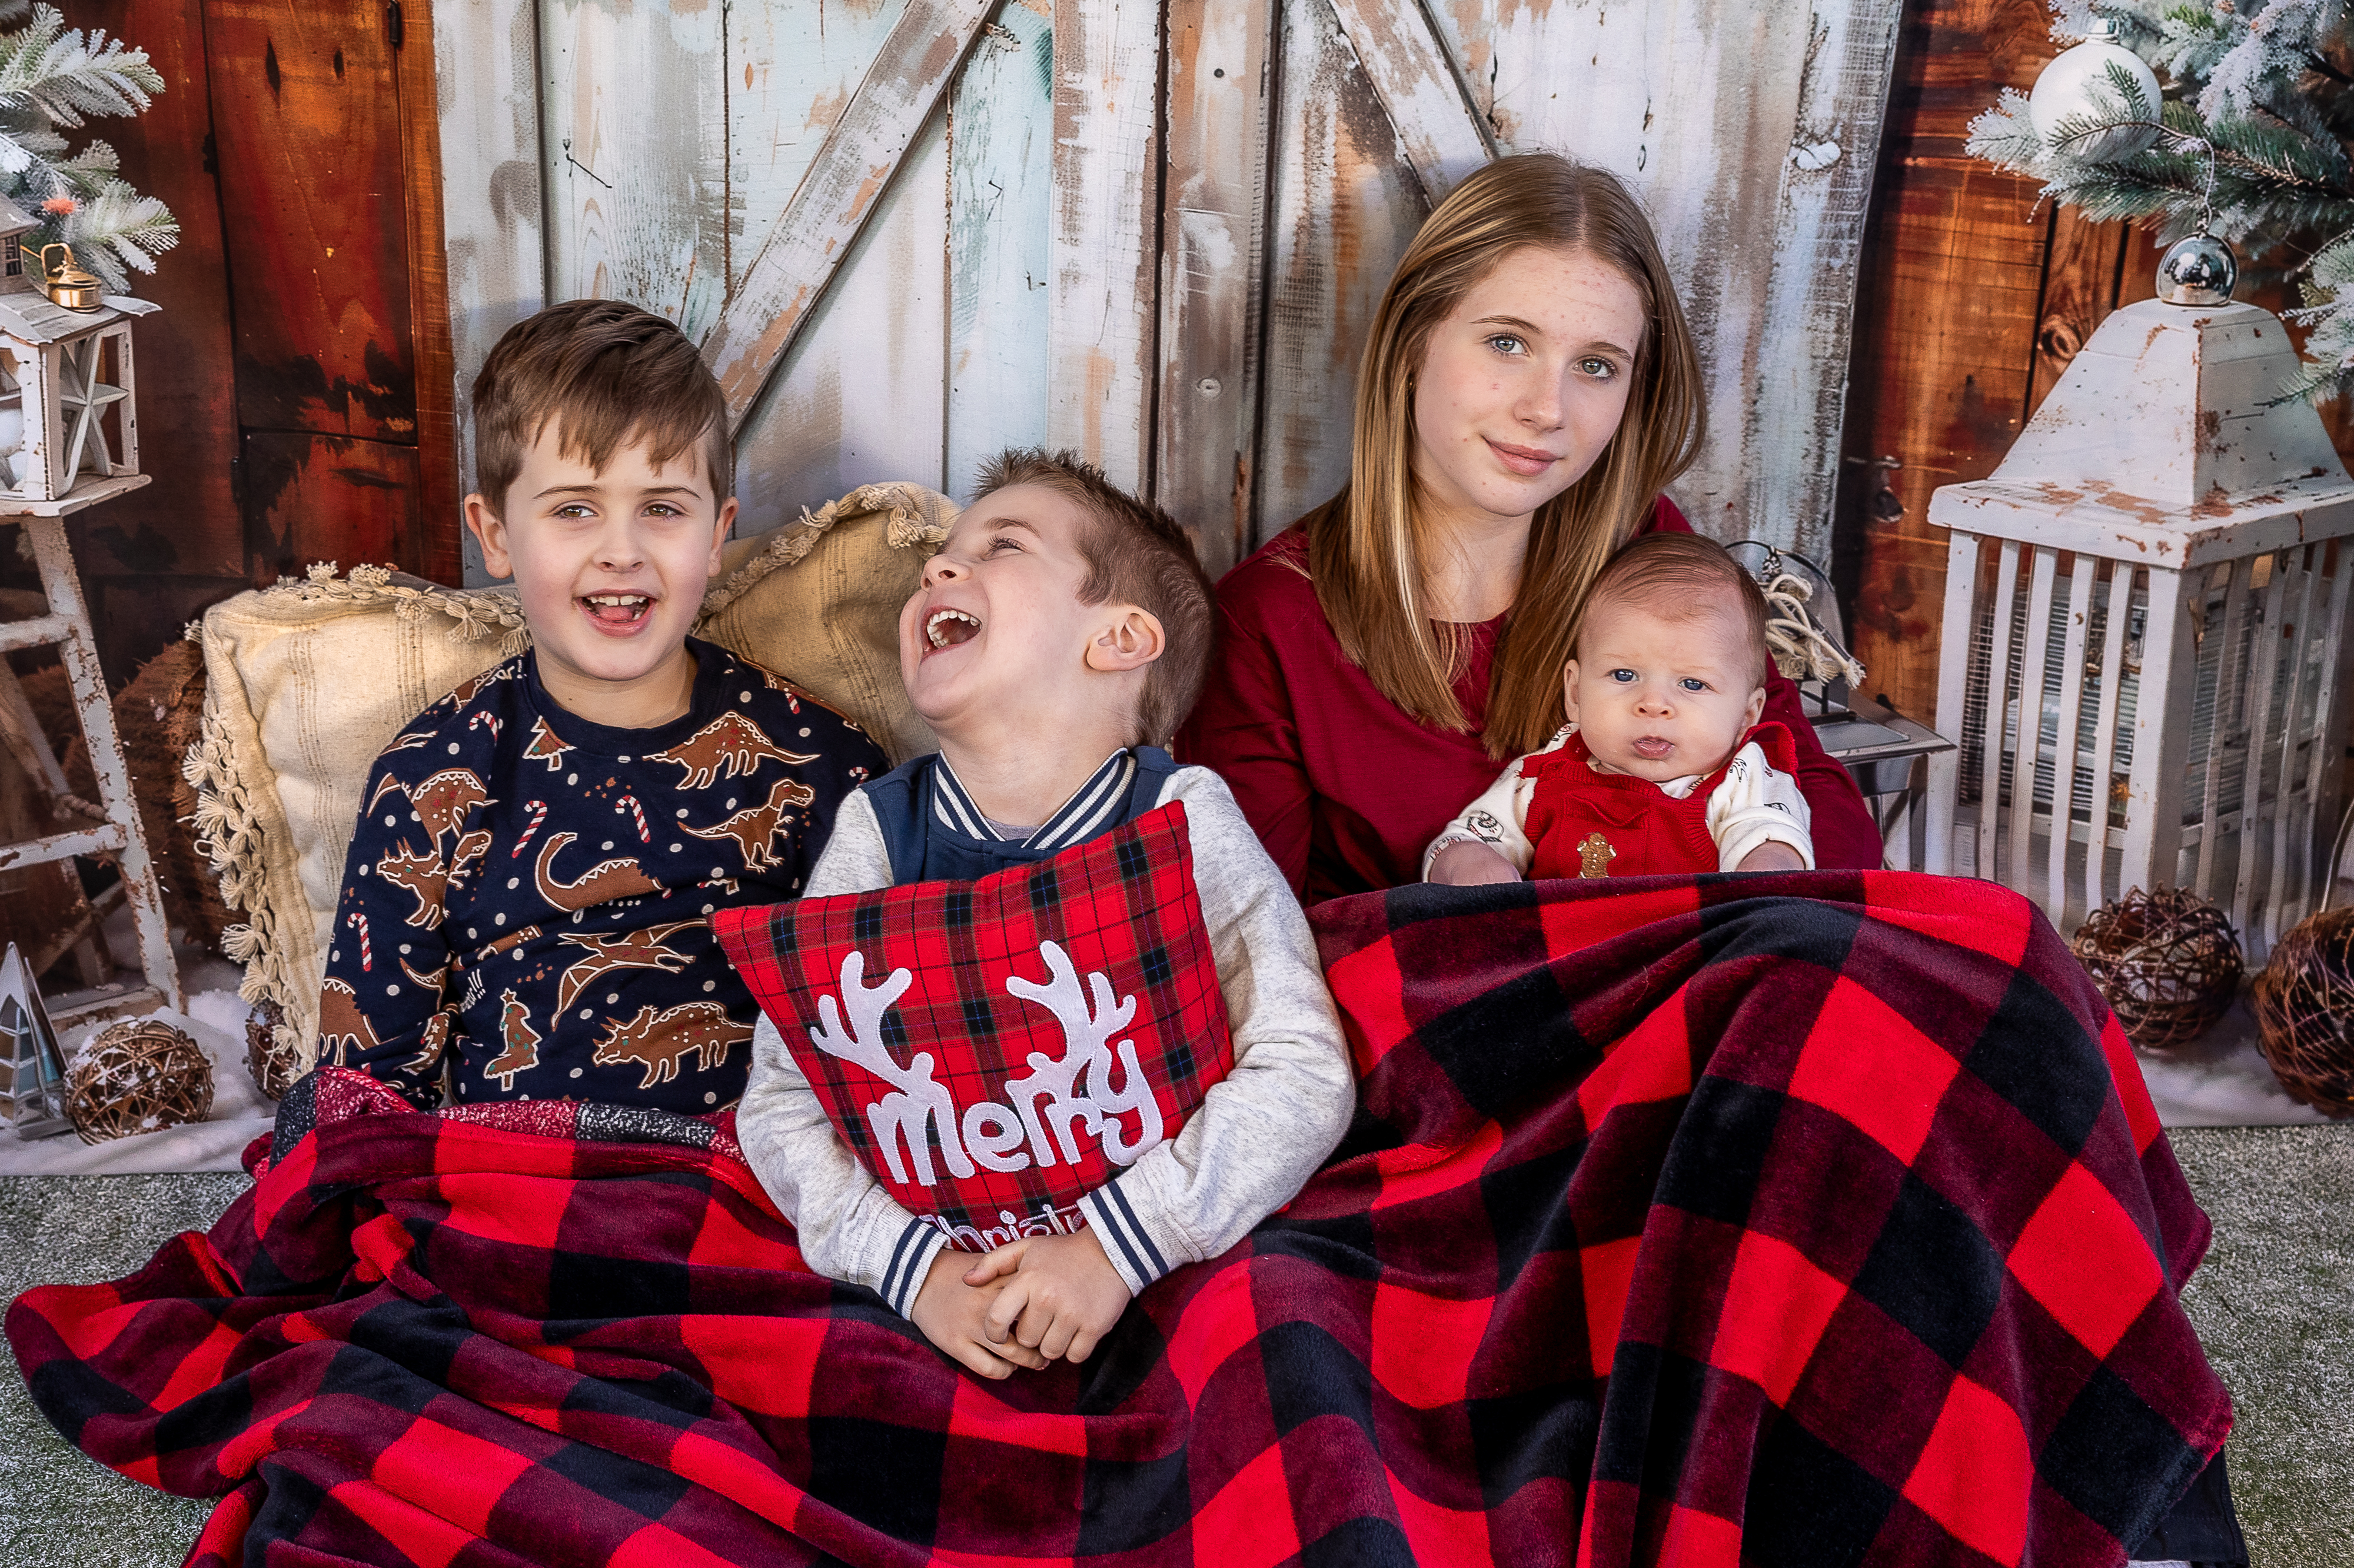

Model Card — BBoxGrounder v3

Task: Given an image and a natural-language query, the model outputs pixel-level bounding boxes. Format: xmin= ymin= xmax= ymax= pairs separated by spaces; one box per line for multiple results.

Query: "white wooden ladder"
xmin=1 ymin=477 xmax=182 ymax=1023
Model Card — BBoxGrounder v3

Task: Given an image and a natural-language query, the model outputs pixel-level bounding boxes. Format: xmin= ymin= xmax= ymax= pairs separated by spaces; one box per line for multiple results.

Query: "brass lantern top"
xmin=29 ymin=244 xmax=103 ymax=311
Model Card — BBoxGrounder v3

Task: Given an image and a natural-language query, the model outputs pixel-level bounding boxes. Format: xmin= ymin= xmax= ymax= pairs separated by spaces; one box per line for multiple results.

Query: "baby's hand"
xmin=963 ymin=1230 xmax=1131 ymax=1364
xmin=1734 ymin=841 xmax=1807 ymax=873
xmin=910 ymin=1250 xmax=1050 ymax=1379
xmin=1430 ymin=841 xmax=1522 ymax=885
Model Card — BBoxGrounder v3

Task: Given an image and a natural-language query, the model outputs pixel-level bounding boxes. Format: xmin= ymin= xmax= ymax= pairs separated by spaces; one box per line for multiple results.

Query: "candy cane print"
xmin=617 ymin=793 xmax=650 ymax=843
xmin=511 ymin=800 xmax=548 ymax=858
xmin=346 ymin=911 xmax=373 ymax=971
xmin=468 ymin=711 xmax=502 ymax=744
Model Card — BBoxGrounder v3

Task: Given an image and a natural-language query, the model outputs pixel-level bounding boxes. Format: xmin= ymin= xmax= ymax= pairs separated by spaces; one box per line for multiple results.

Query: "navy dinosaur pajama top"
xmin=318 ymin=637 xmax=886 ymax=1114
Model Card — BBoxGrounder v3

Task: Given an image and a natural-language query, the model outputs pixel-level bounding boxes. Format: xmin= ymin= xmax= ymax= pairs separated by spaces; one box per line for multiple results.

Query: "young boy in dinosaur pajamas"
xmin=735 ymin=448 xmax=1355 ymax=1380
xmin=318 ymin=299 xmax=886 ymax=1114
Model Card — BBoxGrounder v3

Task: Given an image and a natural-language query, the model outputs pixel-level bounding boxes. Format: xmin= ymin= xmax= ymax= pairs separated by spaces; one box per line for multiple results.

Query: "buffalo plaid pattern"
xmin=8 ymin=871 xmax=2226 ymax=1567
xmin=713 ymin=801 xmax=1233 ymax=1249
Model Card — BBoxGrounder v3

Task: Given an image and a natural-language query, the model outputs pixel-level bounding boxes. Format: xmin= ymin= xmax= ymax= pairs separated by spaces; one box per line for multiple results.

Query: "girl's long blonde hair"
xmin=1304 ymin=154 xmax=1706 ymax=759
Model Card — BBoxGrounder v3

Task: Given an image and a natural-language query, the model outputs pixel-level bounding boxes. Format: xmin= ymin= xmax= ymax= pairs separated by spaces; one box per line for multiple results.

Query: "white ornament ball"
xmin=2028 ymin=20 xmax=2163 ymax=162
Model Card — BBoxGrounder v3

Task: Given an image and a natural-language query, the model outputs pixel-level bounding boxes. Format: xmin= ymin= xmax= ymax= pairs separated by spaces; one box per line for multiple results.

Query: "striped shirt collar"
xmin=930 ymin=748 xmax=1139 ymax=853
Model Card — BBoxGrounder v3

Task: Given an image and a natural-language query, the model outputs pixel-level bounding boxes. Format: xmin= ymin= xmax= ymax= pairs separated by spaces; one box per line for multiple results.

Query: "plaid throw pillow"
xmin=713 ymin=801 xmax=1232 ymax=1249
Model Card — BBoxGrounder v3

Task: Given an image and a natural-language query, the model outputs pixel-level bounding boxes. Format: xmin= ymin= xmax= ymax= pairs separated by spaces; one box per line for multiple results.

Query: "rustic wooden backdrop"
xmin=1834 ymin=0 xmax=2354 ymax=729
xmin=27 ymin=0 xmax=2354 ymax=733
xmin=432 ymin=0 xmax=1906 ymax=586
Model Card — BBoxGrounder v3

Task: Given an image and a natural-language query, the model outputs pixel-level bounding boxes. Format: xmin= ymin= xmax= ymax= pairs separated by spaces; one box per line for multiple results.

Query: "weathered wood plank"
xmin=1836 ymin=0 xmax=2063 ymax=724
xmin=703 ymin=0 xmax=992 ymax=431
xmin=540 ymin=0 xmax=728 ymax=335
xmin=242 ymin=432 xmax=424 ymax=582
xmin=430 ymin=0 xmax=543 ymax=581
xmin=1156 ymin=0 xmax=1276 ymax=575
xmin=1740 ymin=0 xmax=1905 ymax=559
xmin=732 ymin=114 xmax=952 ymax=530
xmin=396 ymin=0 xmax=459 ymax=584
xmin=65 ymin=0 xmax=241 ymax=585
xmin=1254 ymin=0 xmax=1427 ymax=535
xmin=1323 ymin=0 xmax=1494 ymax=204
xmin=945 ymin=1 xmax=1054 ymax=499
xmin=204 ymin=0 xmax=415 ymax=443
xmin=2026 ymin=205 xmax=2129 ymax=419
xmin=728 ymin=0 xmax=913 ymax=297
xmin=1045 ymin=0 xmax=1161 ymax=491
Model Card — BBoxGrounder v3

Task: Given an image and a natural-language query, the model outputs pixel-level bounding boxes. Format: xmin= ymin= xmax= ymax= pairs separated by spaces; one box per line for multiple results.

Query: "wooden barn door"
xmin=434 ymin=0 xmax=1904 ymax=584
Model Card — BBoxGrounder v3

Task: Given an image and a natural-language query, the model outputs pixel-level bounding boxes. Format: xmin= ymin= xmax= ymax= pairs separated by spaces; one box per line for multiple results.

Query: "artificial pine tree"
xmin=0 ymin=1 xmax=175 ymax=294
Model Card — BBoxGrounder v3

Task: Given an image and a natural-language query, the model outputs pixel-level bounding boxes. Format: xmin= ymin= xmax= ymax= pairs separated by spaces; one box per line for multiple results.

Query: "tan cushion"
xmin=188 ymin=482 xmax=952 ymax=1075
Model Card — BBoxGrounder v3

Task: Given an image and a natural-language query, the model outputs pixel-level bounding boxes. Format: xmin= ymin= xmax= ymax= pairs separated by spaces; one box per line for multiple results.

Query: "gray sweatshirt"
xmin=736 ymin=764 xmax=1355 ymax=1316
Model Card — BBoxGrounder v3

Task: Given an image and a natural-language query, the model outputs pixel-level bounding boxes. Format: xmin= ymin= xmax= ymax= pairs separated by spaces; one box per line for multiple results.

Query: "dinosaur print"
xmin=374 ymin=846 xmax=448 ymax=929
xmin=648 ymin=712 xmax=816 ymax=790
xmin=486 ymin=991 xmax=540 ymax=1090
xmin=479 ymin=923 xmax=544 ymax=962
xmin=367 ymin=768 xmax=493 ymax=854
xmin=399 ymin=1010 xmax=453 ymax=1078
xmin=445 ymin=828 xmax=496 ymax=890
xmin=533 ymin=832 xmax=663 ymax=912
xmin=445 ymin=665 xmax=516 ymax=707
xmin=316 ymin=977 xmax=385 ymax=1064
xmin=521 ymin=716 xmax=573 ymax=773
xmin=683 ymin=777 xmax=815 ymax=871
xmin=410 ymin=769 xmax=494 ymax=849
xmin=398 ymin=954 xmax=448 ymax=993
xmin=553 ymin=921 xmax=702 ymax=1016
xmin=590 ymin=1002 xmax=753 ymax=1090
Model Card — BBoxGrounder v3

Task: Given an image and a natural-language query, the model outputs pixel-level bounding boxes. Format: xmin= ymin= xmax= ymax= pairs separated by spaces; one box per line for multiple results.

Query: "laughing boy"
xmin=317 ymin=300 xmax=886 ymax=1113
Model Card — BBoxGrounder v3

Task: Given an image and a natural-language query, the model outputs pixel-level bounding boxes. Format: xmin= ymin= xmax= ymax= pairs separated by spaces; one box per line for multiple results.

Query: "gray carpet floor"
xmin=1 ymin=1130 xmax=2348 ymax=1566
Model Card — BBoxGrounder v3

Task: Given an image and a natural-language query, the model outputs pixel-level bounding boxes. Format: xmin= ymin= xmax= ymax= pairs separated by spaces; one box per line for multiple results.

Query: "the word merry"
xmin=809 ymin=941 xmax=1164 ymax=1186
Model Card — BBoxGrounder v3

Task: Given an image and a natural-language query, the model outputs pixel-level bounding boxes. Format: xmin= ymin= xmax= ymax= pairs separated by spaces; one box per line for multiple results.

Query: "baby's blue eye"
xmin=1680 ymin=677 xmax=1707 ymax=692
xmin=1608 ymin=669 xmax=1637 ymax=683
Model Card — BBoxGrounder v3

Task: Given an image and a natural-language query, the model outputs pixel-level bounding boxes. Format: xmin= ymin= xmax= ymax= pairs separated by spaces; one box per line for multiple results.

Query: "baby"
xmin=1426 ymin=532 xmax=1813 ymax=884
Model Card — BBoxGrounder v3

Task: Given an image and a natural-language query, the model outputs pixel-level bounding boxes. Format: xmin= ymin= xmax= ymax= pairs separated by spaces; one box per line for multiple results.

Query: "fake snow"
xmin=0 ymin=954 xmax=277 ymax=1176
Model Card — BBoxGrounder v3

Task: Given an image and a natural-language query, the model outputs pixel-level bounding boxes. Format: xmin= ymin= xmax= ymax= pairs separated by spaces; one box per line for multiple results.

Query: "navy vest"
xmin=866 ymin=747 xmax=1182 ymax=884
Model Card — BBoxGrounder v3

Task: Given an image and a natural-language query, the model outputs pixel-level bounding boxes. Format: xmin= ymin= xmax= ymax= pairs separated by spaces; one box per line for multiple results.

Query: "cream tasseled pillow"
xmin=188 ymin=482 xmax=953 ymax=1080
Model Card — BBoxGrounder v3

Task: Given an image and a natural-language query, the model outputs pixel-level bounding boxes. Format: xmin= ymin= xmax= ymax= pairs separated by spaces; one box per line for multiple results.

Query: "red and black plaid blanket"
xmin=8 ymin=871 xmax=2227 ymax=1566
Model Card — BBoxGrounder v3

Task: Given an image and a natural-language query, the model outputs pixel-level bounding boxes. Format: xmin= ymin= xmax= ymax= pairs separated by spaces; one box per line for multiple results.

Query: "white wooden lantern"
xmin=0 ymin=195 xmax=156 ymax=512
xmin=1924 ymin=290 xmax=2354 ymax=962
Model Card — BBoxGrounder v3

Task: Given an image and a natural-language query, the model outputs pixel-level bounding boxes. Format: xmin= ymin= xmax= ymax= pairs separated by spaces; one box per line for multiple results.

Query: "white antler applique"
xmin=809 ymin=950 xmax=975 ymax=1186
xmin=1003 ymin=940 xmax=1165 ymax=1167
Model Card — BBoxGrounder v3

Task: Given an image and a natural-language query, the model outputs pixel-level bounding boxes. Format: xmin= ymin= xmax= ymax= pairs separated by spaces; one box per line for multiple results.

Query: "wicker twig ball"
xmin=2071 ymin=886 xmax=2243 ymax=1054
xmin=65 ymin=1020 xmax=215 ymax=1144
xmin=244 ymin=998 xmax=301 ymax=1101
xmin=2252 ymin=906 xmax=2354 ymax=1119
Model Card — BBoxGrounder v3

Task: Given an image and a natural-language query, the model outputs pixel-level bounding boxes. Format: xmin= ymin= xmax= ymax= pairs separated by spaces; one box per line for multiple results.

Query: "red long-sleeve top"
xmin=1174 ymin=498 xmax=1879 ymax=903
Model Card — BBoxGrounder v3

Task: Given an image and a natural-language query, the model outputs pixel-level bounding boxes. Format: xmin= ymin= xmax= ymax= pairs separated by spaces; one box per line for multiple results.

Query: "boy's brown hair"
xmin=973 ymin=448 xmax=1215 ymax=747
xmin=1578 ymin=532 xmax=1772 ymax=687
xmin=471 ymin=299 xmax=731 ymax=512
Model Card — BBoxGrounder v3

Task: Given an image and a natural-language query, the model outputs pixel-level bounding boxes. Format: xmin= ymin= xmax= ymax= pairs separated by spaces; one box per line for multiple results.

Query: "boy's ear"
xmin=1743 ymin=682 xmax=1767 ymax=733
xmin=1562 ymin=659 xmax=1582 ymax=727
xmin=1085 ymin=607 xmax=1165 ymax=675
xmin=464 ymin=493 xmax=514 ymax=582
xmin=706 ymin=497 xmax=738 ymax=578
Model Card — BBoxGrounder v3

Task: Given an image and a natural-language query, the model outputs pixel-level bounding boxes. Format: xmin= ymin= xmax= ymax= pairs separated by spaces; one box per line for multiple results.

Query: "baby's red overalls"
xmin=1524 ymin=721 xmax=1798 ymax=879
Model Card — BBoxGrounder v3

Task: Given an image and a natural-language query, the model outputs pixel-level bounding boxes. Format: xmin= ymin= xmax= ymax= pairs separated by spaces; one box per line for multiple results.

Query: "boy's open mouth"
xmin=1630 ymin=735 xmax=1675 ymax=761
xmin=580 ymin=592 xmax=654 ymax=631
xmin=925 ymin=607 xmax=980 ymax=652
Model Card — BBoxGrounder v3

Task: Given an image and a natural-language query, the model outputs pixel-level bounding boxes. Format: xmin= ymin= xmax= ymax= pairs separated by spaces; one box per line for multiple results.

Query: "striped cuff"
xmin=877 ymin=1218 xmax=949 ymax=1319
xmin=1079 ymin=1180 xmax=1171 ymax=1296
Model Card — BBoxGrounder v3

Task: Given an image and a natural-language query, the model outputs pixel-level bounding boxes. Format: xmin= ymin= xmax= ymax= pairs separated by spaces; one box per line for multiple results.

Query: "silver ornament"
xmin=2158 ymin=233 xmax=2237 ymax=307
xmin=2028 ymin=18 xmax=2163 ymax=162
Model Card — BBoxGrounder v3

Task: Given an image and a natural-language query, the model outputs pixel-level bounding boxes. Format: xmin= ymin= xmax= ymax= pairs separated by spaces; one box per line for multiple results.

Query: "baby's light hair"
xmin=1578 ymin=533 xmax=1771 ymax=688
